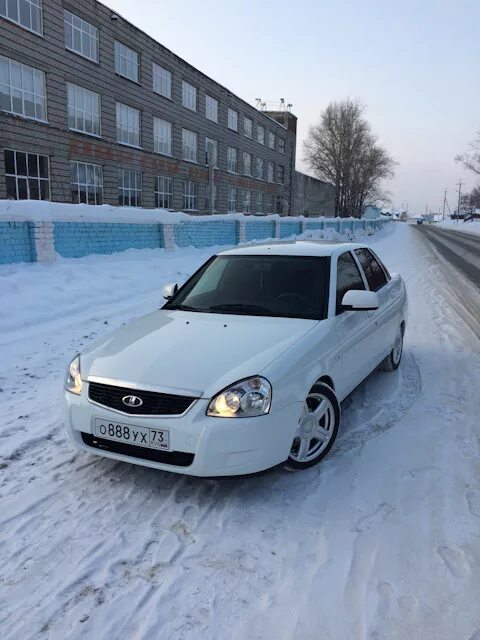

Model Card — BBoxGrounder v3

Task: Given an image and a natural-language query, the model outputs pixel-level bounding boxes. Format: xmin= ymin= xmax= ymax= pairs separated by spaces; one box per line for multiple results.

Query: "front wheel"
xmin=286 ymin=382 xmax=340 ymax=470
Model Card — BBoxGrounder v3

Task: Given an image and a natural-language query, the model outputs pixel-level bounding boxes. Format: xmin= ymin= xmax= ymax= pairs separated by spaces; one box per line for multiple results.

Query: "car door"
xmin=333 ymin=250 xmax=377 ymax=398
xmin=353 ymin=248 xmax=398 ymax=362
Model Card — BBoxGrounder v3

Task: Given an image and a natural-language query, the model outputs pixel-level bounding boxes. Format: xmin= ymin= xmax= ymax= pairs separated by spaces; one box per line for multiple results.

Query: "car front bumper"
xmin=64 ymin=384 xmax=302 ymax=476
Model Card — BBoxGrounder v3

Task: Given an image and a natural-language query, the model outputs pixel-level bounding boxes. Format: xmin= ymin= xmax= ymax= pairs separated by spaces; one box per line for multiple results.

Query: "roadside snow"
xmin=437 ymin=219 xmax=480 ymax=236
xmin=1 ymin=223 xmax=480 ymax=640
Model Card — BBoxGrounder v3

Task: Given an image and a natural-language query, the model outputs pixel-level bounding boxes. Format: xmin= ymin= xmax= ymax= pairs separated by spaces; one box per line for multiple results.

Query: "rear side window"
xmin=336 ymin=251 xmax=365 ymax=312
xmin=354 ymin=248 xmax=388 ymax=292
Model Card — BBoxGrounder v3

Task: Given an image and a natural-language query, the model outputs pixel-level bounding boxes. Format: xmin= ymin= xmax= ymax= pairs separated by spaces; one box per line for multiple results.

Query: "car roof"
xmin=219 ymin=240 xmax=367 ymax=258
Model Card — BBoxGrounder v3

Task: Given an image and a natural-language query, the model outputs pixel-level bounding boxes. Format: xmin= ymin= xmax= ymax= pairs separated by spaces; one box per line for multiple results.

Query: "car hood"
xmin=81 ymin=309 xmax=318 ymax=398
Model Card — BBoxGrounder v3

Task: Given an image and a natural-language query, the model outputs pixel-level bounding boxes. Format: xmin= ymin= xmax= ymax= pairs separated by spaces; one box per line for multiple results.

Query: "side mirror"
xmin=341 ymin=289 xmax=379 ymax=311
xmin=163 ymin=282 xmax=178 ymax=300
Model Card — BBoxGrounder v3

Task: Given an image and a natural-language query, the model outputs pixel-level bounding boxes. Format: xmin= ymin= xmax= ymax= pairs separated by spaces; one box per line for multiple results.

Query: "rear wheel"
xmin=286 ymin=382 xmax=340 ymax=470
xmin=380 ymin=326 xmax=403 ymax=371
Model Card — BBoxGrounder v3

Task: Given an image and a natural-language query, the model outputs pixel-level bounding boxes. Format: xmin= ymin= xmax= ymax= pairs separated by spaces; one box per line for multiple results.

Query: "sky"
xmin=108 ymin=0 xmax=480 ymax=214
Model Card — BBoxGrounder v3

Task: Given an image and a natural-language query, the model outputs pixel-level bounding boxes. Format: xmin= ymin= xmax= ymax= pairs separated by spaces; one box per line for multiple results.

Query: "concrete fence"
xmin=0 ymin=214 xmax=390 ymax=266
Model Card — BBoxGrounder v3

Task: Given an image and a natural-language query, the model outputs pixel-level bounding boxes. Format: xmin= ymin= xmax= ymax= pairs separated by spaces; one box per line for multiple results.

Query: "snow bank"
xmin=437 ymin=220 xmax=480 ymax=236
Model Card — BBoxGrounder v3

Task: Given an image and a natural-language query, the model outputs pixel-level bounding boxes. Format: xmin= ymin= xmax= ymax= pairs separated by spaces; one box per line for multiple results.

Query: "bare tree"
xmin=456 ymin=132 xmax=480 ymax=176
xmin=304 ymin=99 xmax=396 ymax=218
xmin=461 ymin=186 xmax=480 ymax=211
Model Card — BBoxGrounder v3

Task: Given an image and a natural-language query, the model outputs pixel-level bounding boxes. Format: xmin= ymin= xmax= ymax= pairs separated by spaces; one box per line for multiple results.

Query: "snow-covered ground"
xmin=437 ymin=219 xmax=480 ymax=235
xmin=1 ymin=224 xmax=480 ymax=640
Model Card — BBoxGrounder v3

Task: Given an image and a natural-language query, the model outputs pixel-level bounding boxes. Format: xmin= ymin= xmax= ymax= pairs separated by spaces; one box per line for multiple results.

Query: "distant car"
xmin=416 ymin=218 xmax=424 ymax=225
xmin=64 ymin=241 xmax=408 ymax=476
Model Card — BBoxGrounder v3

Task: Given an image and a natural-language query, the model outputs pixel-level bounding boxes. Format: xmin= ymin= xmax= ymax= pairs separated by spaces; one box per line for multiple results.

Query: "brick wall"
xmin=0 ymin=222 xmax=36 ymax=264
xmin=245 ymin=221 xmax=275 ymax=241
xmin=173 ymin=220 xmax=238 ymax=248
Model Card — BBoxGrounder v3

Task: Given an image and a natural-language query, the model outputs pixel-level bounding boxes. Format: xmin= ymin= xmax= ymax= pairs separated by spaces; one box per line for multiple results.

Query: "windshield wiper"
xmin=166 ymin=303 xmax=207 ymax=312
xmin=207 ymin=303 xmax=272 ymax=315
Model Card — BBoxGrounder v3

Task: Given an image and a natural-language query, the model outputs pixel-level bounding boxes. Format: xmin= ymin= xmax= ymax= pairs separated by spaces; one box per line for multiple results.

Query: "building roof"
xmin=220 ymin=240 xmax=364 ymax=257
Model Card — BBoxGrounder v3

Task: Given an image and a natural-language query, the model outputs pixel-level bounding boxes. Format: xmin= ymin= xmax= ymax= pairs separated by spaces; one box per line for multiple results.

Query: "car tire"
xmin=380 ymin=326 xmax=404 ymax=371
xmin=285 ymin=382 xmax=341 ymax=470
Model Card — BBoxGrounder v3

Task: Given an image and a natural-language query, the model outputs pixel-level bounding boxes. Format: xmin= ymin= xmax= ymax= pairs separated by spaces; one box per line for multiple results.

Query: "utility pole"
xmin=442 ymin=189 xmax=447 ymax=221
xmin=457 ymin=180 xmax=462 ymax=224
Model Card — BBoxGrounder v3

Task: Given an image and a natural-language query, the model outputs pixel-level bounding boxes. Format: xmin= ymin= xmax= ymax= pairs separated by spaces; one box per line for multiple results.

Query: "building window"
xmin=278 ymin=137 xmax=285 ymax=154
xmin=155 ymin=176 xmax=173 ymax=209
xmin=206 ymin=95 xmax=218 ymax=122
xmin=243 ymin=152 xmax=252 ymax=176
xmin=67 ymin=83 xmax=101 ymax=136
xmin=116 ymin=102 xmax=140 ymax=148
xmin=228 ymin=187 xmax=237 ymax=213
xmin=183 ymin=180 xmax=197 ymax=211
xmin=257 ymin=125 xmax=265 ymax=145
xmin=276 ymin=195 xmax=283 ymax=215
xmin=256 ymin=192 xmax=263 ymax=213
xmin=242 ymin=190 xmax=251 ymax=213
xmin=64 ymin=10 xmax=98 ymax=62
xmin=268 ymin=131 xmax=275 ymax=149
xmin=0 ymin=56 xmax=46 ymax=121
xmin=71 ymin=161 xmax=102 ymax=204
xmin=4 ymin=149 xmax=49 ymax=200
xmin=205 ymin=137 xmax=218 ymax=167
xmin=256 ymin=157 xmax=264 ymax=180
xmin=152 ymin=63 xmax=171 ymax=99
xmin=1 ymin=0 xmax=42 ymax=34
xmin=267 ymin=162 xmax=274 ymax=183
xmin=182 ymin=81 xmax=197 ymax=111
xmin=118 ymin=169 xmax=141 ymax=206
xmin=227 ymin=146 xmax=237 ymax=173
xmin=265 ymin=194 xmax=274 ymax=213
xmin=244 ymin=116 xmax=253 ymax=138
xmin=153 ymin=117 xmax=172 ymax=155
xmin=278 ymin=164 xmax=285 ymax=184
xmin=114 ymin=41 xmax=139 ymax=83
xmin=228 ymin=108 xmax=238 ymax=131
xmin=182 ymin=128 xmax=197 ymax=162
xmin=205 ymin=184 xmax=218 ymax=212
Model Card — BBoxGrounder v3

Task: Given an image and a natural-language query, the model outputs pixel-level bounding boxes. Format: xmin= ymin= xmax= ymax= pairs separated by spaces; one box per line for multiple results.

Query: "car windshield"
xmin=164 ymin=255 xmax=330 ymax=320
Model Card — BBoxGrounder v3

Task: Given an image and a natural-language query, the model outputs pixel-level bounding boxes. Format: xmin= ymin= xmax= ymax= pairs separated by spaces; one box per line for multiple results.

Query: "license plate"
xmin=93 ymin=418 xmax=170 ymax=450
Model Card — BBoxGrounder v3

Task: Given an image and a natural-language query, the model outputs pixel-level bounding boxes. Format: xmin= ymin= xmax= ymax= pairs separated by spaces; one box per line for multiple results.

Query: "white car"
xmin=64 ymin=241 xmax=407 ymax=476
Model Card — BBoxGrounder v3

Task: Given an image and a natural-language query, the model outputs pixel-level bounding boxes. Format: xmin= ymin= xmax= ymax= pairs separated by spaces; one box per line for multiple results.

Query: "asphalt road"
xmin=413 ymin=223 xmax=480 ymax=340
xmin=414 ymin=224 xmax=480 ymax=288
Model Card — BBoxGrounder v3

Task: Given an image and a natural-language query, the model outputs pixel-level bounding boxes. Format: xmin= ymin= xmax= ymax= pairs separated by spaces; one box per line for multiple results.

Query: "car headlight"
xmin=65 ymin=354 xmax=83 ymax=395
xmin=207 ymin=376 xmax=272 ymax=418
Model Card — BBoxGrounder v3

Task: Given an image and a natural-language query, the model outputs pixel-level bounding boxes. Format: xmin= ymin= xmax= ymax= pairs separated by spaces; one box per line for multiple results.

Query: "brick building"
xmin=0 ymin=0 xmax=300 ymax=214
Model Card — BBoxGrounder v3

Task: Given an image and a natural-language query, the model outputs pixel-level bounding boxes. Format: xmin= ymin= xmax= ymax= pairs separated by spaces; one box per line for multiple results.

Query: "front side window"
xmin=278 ymin=137 xmax=285 ymax=154
xmin=205 ymin=137 xmax=218 ymax=167
xmin=4 ymin=149 xmax=49 ymax=200
xmin=116 ymin=102 xmax=140 ymax=147
xmin=268 ymin=131 xmax=275 ymax=149
xmin=336 ymin=251 xmax=365 ymax=312
xmin=2 ymin=0 xmax=42 ymax=33
xmin=206 ymin=95 xmax=218 ymax=122
xmin=182 ymin=128 xmax=197 ymax=162
xmin=278 ymin=164 xmax=285 ymax=184
xmin=228 ymin=108 xmax=238 ymax=131
xmin=243 ymin=152 xmax=252 ymax=176
xmin=228 ymin=187 xmax=237 ymax=213
xmin=0 ymin=56 xmax=46 ymax=121
xmin=67 ymin=83 xmax=101 ymax=136
xmin=155 ymin=176 xmax=173 ymax=209
xmin=152 ymin=63 xmax=171 ymax=99
xmin=242 ymin=190 xmax=251 ymax=213
xmin=354 ymin=248 xmax=388 ymax=292
xmin=244 ymin=116 xmax=253 ymax=138
xmin=153 ymin=117 xmax=172 ymax=155
xmin=227 ymin=146 xmax=237 ymax=173
xmin=183 ymin=180 xmax=197 ymax=211
xmin=165 ymin=255 xmax=330 ymax=320
xmin=182 ymin=81 xmax=197 ymax=111
xmin=64 ymin=10 xmax=98 ymax=61
xmin=114 ymin=41 xmax=139 ymax=82
xmin=267 ymin=162 xmax=274 ymax=183
xmin=118 ymin=169 xmax=141 ymax=206
xmin=256 ymin=157 xmax=264 ymax=180
xmin=71 ymin=161 xmax=103 ymax=205
xmin=257 ymin=125 xmax=265 ymax=145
